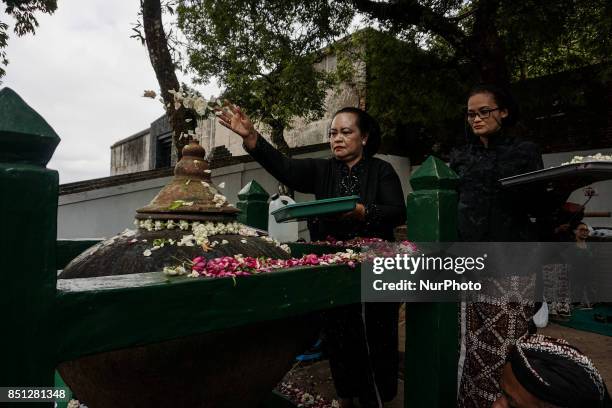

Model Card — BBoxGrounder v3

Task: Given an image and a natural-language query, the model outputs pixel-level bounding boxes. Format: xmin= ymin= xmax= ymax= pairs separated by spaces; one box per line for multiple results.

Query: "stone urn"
xmin=58 ymin=141 xmax=317 ymax=407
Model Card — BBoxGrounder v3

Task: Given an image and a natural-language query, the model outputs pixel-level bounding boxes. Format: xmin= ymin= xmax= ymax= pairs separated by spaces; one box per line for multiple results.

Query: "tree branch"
xmin=352 ymin=0 xmax=469 ymax=56
xmin=142 ymin=0 xmax=179 ymax=108
xmin=142 ymin=0 xmax=195 ymax=158
xmin=470 ymin=0 xmax=509 ymax=83
xmin=448 ymin=8 xmax=477 ymax=22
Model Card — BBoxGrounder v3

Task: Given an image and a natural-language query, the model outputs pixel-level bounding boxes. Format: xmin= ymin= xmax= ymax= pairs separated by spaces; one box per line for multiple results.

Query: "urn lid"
xmin=136 ymin=140 xmax=239 ymax=222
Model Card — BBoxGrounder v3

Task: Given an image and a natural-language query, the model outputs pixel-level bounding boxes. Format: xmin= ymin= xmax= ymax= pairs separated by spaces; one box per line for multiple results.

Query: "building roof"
xmin=110 ymin=128 xmax=150 ymax=149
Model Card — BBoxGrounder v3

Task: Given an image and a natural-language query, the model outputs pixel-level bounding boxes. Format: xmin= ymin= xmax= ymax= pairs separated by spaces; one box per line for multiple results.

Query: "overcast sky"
xmin=2 ymin=0 xmax=220 ymax=184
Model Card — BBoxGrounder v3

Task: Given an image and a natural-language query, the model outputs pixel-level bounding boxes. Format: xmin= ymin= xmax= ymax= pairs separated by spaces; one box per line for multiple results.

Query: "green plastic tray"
xmin=271 ymin=195 xmax=359 ymax=223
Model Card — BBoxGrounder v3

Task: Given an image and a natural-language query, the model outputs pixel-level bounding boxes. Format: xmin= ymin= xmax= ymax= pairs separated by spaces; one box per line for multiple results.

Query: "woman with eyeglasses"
xmin=450 ymin=84 xmax=544 ymax=408
xmin=217 ymin=105 xmax=405 ymax=408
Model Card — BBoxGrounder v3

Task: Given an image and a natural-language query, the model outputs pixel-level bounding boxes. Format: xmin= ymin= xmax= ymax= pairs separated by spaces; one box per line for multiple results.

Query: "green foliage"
xmin=333 ymin=29 xmax=468 ymax=159
xmin=336 ymin=1 xmax=611 ymax=159
xmin=356 ymin=0 xmax=611 ymax=82
xmin=173 ymin=0 xmax=609 ymax=158
xmin=497 ymin=0 xmax=612 ymax=80
xmin=0 ymin=0 xmax=57 ymax=79
xmin=363 ymin=31 xmax=467 ymax=125
xmin=176 ymin=0 xmax=353 ymax=133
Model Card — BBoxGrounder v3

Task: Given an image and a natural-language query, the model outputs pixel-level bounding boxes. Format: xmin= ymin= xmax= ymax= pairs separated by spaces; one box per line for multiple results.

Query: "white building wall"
xmin=59 ymin=150 xmax=411 ymax=240
xmin=58 ymin=176 xmax=172 ymax=239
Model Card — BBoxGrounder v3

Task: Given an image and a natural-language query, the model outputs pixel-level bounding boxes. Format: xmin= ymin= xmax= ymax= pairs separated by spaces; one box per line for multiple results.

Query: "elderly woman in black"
xmin=217 ymin=105 xmax=406 ymax=407
xmin=450 ymin=84 xmax=544 ymax=408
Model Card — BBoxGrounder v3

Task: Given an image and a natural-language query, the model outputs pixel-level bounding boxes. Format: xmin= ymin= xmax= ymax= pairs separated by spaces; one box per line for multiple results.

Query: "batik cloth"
xmin=458 ymin=276 xmax=536 ymax=408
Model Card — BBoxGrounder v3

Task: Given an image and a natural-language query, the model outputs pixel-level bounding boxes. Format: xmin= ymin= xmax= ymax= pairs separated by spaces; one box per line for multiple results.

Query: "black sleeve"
xmin=245 ymin=135 xmax=323 ymax=194
xmin=521 ymin=142 xmax=567 ymax=240
xmin=365 ymin=162 xmax=406 ymax=229
xmin=448 ymin=147 xmax=461 ymax=173
xmin=524 ymin=143 xmax=563 ymax=216
xmin=513 ymin=142 xmax=545 ymax=217
xmin=526 ymin=141 xmax=544 ymax=172
xmin=448 ymin=147 xmax=463 ymax=201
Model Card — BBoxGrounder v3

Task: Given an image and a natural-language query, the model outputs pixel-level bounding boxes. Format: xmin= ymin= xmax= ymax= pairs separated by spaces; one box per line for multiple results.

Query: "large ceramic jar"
xmin=58 ymin=141 xmax=316 ymax=407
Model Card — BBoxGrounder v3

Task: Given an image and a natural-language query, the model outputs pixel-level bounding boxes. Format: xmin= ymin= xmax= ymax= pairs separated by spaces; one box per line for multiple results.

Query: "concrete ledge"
xmin=59 ymin=176 xmax=173 ymax=205
xmin=61 ymin=143 xmax=331 ymax=196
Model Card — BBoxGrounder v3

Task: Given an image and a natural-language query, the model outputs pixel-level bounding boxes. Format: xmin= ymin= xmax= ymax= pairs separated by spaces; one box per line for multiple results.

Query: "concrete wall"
xmin=58 ymin=176 xmax=172 ymax=239
xmin=204 ymin=119 xmax=245 ymax=157
xmin=542 ymin=148 xmax=612 ymax=228
xmin=69 ymin=145 xmax=612 ymax=240
xmin=283 ymin=83 xmax=362 ymax=149
xmin=198 ymin=79 xmax=364 ymax=159
xmin=197 ymin=52 xmax=366 ymax=157
xmin=109 ymin=50 xmax=366 ymax=169
xmin=110 ymin=130 xmax=152 ymax=175
xmin=59 ymin=150 xmax=411 ymax=240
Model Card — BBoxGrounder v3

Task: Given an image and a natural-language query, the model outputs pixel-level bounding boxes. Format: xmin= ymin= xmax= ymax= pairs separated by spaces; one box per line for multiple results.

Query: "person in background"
xmin=216 ymin=104 xmax=406 ymax=408
xmin=539 ymin=204 xmax=586 ymax=322
xmin=451 ymin=84 xmax=544 ymax=408
xmin=492 ymin=334 xmax=611 ymax=408
xmin=564 ymin=222 xmax=595 ymax=309
xmin=574 ymin=221 xmax=591 ymax=249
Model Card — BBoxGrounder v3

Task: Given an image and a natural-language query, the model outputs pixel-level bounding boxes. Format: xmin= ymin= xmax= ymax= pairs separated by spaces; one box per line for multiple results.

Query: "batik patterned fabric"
xmin=458 ymin=276 xmax=536 ymax=408
xmin=451 ymin=131 xmax=543 ymax=407
xmin=542 ymin=263 xmax=571 ymax=315
xmin=509 ymin=334 xmax=611 ymax=407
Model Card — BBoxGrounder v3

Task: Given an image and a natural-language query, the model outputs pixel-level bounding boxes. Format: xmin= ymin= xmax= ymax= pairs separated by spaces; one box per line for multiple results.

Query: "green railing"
xmin=1 ymin=87 xmax=459 ymax=408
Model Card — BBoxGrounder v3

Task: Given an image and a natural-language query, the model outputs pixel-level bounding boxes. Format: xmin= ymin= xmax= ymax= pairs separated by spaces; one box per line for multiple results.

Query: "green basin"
xmin=271 ymin=195 xmax=359 ymax=223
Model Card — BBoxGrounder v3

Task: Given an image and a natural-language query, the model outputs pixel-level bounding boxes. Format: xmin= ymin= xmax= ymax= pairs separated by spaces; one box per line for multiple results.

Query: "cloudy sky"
xmin=2 ymin=0 xmax=220 ymax=183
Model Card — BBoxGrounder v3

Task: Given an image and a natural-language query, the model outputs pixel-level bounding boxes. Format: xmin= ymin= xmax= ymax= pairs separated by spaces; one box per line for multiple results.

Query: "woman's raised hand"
xmin=215 ymin=103 xmax=258 ymax=150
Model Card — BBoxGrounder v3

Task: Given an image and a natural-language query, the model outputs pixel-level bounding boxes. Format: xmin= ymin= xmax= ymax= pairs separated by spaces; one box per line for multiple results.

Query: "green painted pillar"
xmin=54 ymin=371 xmax=73 ymax=408
xmin=0 ymin=88 xmax=60 ymax=406
xmin=237 ymin=180 xmax=270 ymax=230
xmin=404 ymin=156 xmax=459 ymax=408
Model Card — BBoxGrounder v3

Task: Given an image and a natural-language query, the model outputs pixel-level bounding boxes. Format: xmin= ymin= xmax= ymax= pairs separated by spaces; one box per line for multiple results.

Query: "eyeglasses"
xmin=466 ymin=108 xmax=500 ymax=122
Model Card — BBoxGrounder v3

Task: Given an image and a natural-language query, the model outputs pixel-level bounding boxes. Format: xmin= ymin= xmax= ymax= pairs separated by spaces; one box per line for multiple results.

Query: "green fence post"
xmin=0 ymin=88 xmax=60 ymax=406
xmin=54 ymin=372 xmax=73 ymax=408
xmin=237 ymin=180 xmax=270 ymax=230
xmin=404 ymin=156 xmax=459 ymax=408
